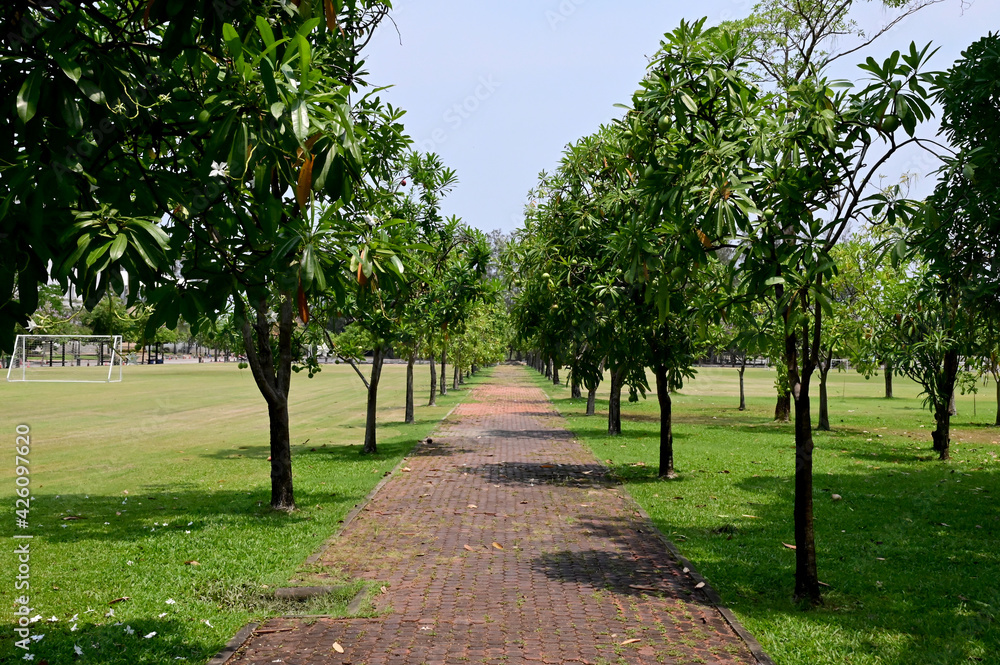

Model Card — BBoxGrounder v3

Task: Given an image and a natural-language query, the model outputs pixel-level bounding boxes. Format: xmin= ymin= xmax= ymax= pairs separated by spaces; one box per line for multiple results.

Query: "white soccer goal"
xmin=6 ymin=335 xmax=124 ymax=383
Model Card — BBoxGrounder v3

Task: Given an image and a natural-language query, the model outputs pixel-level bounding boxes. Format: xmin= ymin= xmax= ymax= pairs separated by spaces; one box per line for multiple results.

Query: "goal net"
xmin=5 ymin=335 xmax=124 ymax=383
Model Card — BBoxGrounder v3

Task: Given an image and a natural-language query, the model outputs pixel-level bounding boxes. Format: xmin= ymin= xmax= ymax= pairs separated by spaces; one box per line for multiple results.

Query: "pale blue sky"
xmin=362 ymin=1 xmax=999 ymax=234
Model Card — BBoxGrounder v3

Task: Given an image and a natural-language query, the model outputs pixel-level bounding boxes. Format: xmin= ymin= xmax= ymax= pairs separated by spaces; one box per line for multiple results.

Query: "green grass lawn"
xmin=534 ymin=365 xmax=1000 ymax=665
xmin=1 ymin=362 xmax=485 ymax=664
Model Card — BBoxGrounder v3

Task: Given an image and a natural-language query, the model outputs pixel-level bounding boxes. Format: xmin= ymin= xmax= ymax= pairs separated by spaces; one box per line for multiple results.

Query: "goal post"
xmin=6 ymin=335 xmax=124 ymax=383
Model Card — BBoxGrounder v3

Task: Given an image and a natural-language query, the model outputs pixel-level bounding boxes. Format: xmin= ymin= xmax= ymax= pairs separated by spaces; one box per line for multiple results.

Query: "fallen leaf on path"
xmin=492 ymin=542 xmax=504 ymax=550
xmin=402 ymin=467 xmax=412 ymax=473
xmin=620 ymin=638 xmax=641 ymax=645
xmin=782 ymin=543 xmax=797 ymax=550
xmin=108 ymin=597 xmax=130 ymax=605
xmin=695 ymin=582 xmax=706 ymax=589
xmin=467 ymin=504 xmax=478 ymax=509
xmin=333 ymin=642 xmax=345 ymax=653
xmin=463 ymin=544 xmax=476 ymax=552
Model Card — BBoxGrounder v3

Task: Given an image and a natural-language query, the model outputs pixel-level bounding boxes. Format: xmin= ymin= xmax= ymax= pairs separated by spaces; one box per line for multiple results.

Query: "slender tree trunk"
xmin=995 ymin=376 xmax=1000 ymax=427
xmin=949 ymin=391 xmax=958 ymax=417
xmin=608 ymin=367 xmax=625 ymax=436
xmin=453 ymin=356 xmax=460 ymax=391
xmin=817 ymin=355 xmax=832 ymax=432
xmin=775 ymin=390 xmax=791 ymax=422
xmin=545 ymin=357 xmax=553 ymax=379
xmin=238 ymin=295 xmax=295 ymax=511
xmin=792 ymin=380 xmax=819 ymax=604
xmin=552 ymin=363 xmax=560 ymax=385
xmin=654 ymin=364 xmax=676 ymax=478
xmin=440 ymin=344 xmax=447 ymax=396
xmin=363 ymin=346 xmax=385 ymax=454
xmin=932 ymin=349 xmax=960 ymax=460
xmin=884 ymin=359 xmax=894 ymax=399
xmin=738 ymin=356 xmax=747 ymax=412
xmin=428 ymin=353 xmax=437 ymax=407
xmin=266 ymin=398 xmax=294 ymax=509
xmin=571 ymin=371 xmax=582 ymax=399
xmin=405 ymin=354 xmax=416 ymax=425
xmin=586 ymin=385 xmax=597 ymax=416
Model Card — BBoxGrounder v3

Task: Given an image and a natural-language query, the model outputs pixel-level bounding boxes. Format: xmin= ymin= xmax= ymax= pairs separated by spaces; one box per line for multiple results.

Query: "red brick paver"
xmin=228 ymin=366 xmax=758 ymax=665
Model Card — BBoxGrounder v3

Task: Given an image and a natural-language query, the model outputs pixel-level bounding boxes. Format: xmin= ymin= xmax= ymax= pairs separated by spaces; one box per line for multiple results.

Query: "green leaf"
xmin=260 ymin=58 xmax=280 ymax=107
xmin=228 ymin=121 xmax=248 ymax=178
xmin=86 ymin=242 xmax=111 ymax=268
xmin=52 ymin=52 xmax=82 ymax=83
xmin=59 ymin=93 xmax=84 ymax=132
xmin=290 ymin=99 xmax=310 ymax=142
xmin=16 ymin=70 xmax=43 ymax=123
xmin=222 ymin=23 xmax=243 ymax=60
xmin=256 ymin=16 xmax=275 ymax=48
xmin=270 ymin=100 xmax=286 ymax=119
xmin=680 ymin=92 xmax=698 ymax=114
xmin=108 ymin=234 xmax=128 ymax=262
xmin=77 ymin=78 xmax=106 ymax=105
xmin=764 ymin=276 xmax=785 ymax=287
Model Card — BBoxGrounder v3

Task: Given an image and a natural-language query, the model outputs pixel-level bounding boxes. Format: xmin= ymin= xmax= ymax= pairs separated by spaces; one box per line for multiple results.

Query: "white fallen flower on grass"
xmin=204 ymin=619 xmax=214 ymax=628
xmin=165 ymin=598 xmax=176 ymax=605
xmin=125 ymin=625 xmax=135 ymax=635
xmin=144 ymin=631 xmax=157 ymax=639
xmin=74 ymin=645 xmax=84 ymax=656
xmin=105 ymin=608 xmax=115 ymax=618
xmin=31 ymin=634 xmax=44 ymax=641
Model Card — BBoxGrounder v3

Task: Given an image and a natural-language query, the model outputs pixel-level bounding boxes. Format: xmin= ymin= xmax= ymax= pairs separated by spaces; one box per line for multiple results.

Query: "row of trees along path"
xmin=228 ymin=365 xmax=767 ymax=665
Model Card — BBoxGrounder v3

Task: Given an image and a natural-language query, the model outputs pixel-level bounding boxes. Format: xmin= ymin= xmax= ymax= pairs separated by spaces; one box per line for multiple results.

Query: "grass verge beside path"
xmin=1 ymin=363 xmax=491 ymax=664
xmin=532 ymin=366 xmax=1000 ymax=665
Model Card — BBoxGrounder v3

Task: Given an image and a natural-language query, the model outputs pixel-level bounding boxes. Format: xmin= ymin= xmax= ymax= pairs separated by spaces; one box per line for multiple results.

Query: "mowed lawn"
xmin=536 ymin=366 xmax=1000 ymax=665
xmin=1 ymin=362 xmax=482 ymax=664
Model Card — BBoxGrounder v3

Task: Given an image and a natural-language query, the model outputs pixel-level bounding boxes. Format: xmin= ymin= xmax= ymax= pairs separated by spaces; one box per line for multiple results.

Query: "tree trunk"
xmin=440 ymin=345 xmax=447 ymax=396
xmin=608 ymin=367 xmax=624 ymax=436
xmin=654 ymin=364 xmax=676 ymax=478
xmin=238 ymin=294 xmax=295 ymax=511
xmin=586 ymin=385 xmax=597 ymax=416
xmin=552 ymin=364 xmax=560 ymax=385
xmin=792 ymin=380 xmax=819 ymax=604
xmin=428 ymin=353 xmax=437 ymax=407
xmin=884 ymin=360 xmax=894 ymax=399
xmin=738 ymin=357 xmax=747 ymax=412
xmin=949 ymin=391 xmax=957 ymax=417
xmin=995 ymin=377 xmax=1000 ymax=427
xmin=817 ymin=355 xmax=832 ymax=432
xmin=405 ymin=354 xmax=416 ymax=425
xmin=932 ymin=349 xmax=960 ymax=460
xmin=571 ymin=372 xmax=582 ymax=399
xmin=266 ymin=398 xmax=294 ymax=510
xmin=545 ymin=357 xmax=553 ymax=379
xmin=775 ymin=390 xmax=791 ymax=422
xmin=453 ymin=353 xmax=460 ymax=391
xmin=363 ymin=346 xmax=385 ymax=454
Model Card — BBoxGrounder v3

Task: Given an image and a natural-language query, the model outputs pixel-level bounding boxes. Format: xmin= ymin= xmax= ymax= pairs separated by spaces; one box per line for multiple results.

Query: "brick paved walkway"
xmin=227 ymin=365 xmax=760 ymax=665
